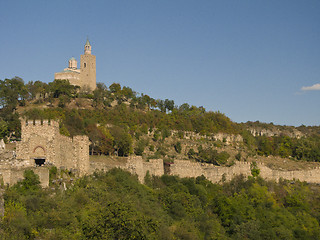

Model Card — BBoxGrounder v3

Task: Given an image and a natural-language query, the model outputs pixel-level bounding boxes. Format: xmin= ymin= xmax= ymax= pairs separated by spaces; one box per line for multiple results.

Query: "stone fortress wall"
xmin=90 ymin=156 xmax=164 ymax=183
xmin=16 ymin=119 xmax=90 ymax=176
xmin=0 ymin=165 xmax=49 ymax=188
xmin=89 ymin=157 xmax=320 ymax=185
xmin=170 ymin=160 xmax=320 ymax=184
xmin=0 ymin=149 xmax=49 ymax=188
xmin=0 ymin=119 xmax=90 ymax=187
xmin=1 ymin=120 xmax=320 ymax=187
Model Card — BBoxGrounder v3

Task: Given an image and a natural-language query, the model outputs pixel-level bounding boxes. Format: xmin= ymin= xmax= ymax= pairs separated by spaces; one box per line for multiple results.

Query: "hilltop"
xmin=1 ymin=77 xmax=320 ymax=239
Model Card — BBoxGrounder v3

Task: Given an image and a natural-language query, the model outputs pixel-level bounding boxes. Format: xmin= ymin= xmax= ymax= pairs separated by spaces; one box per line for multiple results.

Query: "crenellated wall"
xmin=16 ymin=119 xmax=90 ymax=176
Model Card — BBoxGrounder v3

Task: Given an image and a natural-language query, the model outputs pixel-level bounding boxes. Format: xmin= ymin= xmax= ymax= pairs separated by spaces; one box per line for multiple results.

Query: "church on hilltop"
xmin=54 ymin=39 xmax=96 ymax=90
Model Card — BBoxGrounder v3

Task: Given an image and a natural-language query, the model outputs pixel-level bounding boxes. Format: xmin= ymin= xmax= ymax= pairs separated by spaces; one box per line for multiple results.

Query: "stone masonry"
xmin=1 ymin=118 xmax=320 ymax=187
xmin=16 ymin=119 xmax=90 ymax=176
xmin=170 ymin=160 xmax=320 ymax=184
xmin=90 ymin=156 xmax=164 ymax=183
xmin=55 ymin=38 xmax=96 ymax=91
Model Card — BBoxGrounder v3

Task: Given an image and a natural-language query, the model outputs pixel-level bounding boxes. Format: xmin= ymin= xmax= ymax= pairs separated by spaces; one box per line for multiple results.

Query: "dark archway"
xmin=35 ymin=158 xmax=46 ymax=166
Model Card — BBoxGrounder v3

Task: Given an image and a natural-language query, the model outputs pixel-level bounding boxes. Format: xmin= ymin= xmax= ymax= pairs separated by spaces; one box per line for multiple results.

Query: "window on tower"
xmin=84 ymin=63 xmax=86 ymax=68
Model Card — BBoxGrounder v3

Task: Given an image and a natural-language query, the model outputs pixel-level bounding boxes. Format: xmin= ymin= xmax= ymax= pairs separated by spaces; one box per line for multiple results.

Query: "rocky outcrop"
xmin=248 ymin=127 xmax=304 ymax=139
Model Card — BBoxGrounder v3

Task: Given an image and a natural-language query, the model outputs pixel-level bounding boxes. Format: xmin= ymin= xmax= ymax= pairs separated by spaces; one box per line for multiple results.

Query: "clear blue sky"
xmin=1 ymin=0 xmax=319 ymax=126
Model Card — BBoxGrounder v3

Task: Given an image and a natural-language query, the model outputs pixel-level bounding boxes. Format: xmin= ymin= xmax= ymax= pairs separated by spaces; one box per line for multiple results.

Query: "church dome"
xmin=68 ymin=57 xmax=77 ymax=69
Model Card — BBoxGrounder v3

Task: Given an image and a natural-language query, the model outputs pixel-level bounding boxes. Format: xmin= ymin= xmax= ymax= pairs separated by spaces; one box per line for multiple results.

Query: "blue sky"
xmin=0 ymin=0 xmax=319 ymax=126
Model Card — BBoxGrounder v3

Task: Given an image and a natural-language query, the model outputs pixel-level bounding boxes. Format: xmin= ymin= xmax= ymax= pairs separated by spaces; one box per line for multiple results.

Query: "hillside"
xmin=1 ymin=77 xmax=320 ymax=170
xmin=1 ymin=78 xmax=320 ymax=239
xmin=1 ymin=168 xmax=320 ymax=239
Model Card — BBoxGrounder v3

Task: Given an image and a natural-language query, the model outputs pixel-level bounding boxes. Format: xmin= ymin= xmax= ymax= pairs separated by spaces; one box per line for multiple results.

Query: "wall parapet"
xmin=89 ymin=156 xmax=320 ymax=185
xmin=170 ymin=160 xmax=320 ymax=184
xmin=22 ymin=119 xmax=59 ymax=128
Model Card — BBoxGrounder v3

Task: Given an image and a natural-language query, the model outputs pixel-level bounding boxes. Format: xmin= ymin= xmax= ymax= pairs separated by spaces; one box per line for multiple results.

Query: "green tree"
xmin=156 ymin=99 xmax=166 ymax=112
xmin=109 ymin=83 xmax=121 ymax=94
xmin=49 ymin=79 xmax=75 ymax=98
xmin=26 ymin=80 xmax=48 ymax=100
xmin=134 ymin=139 xmax=147 ymax=156
xmin=122 ymin=86 xmax=136 ymax=99
xmin=87 ymin=124 xmax=114 ymax=155
xmin=82 ymin=202 xmax=158 ymax=239
xmin=10 ymin=170 xmax=41 ymax=196
xmin=2 ymin=201 xmax=31 ymax=239
xmin=250 ymin=161 xmax=260 ymax=178
xmin=0 ymin=119 xmax=9 ymax=139
xmin=110 ymin=126 xmax=133 ymax=156
xmin=92 ymin=82 xmax=107 ymax=107
xmin=0 ymin=77 xmax=28 ymax=111
xmin=164 ymin=99 xmax=174 ymax=112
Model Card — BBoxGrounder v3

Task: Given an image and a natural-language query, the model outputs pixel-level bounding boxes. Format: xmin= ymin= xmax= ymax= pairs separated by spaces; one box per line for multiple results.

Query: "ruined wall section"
xmin=170 ymin=160 xmax=320 ymax=184
xmin=57 ymin=135 xmax=75 ymax=170
xmin=248 ymin=127 xmax=304 ymax=139
xmin=90 ymin=156 xmax=320 ymax=184
xmin=258 ymin=163 xmax=320 ymax=183
xmin=126 ymin=157 xmax=164 ymax=183
xmin=170 ymin=160 xmax=251 ymax=183
xmin=0 ymin=165 xmax=49 ymax=188
xmin=90 ymin=156 xmax=163 ymax=183
xmin=166 ymin=130 xmax=243 ymax=145
xmin=73 ymin=135 xmax=90 ymax=175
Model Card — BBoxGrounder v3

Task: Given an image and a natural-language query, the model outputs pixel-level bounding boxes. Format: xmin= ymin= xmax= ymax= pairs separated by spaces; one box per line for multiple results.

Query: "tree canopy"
xmin=1 ymin=169 xmax=320 ymax=239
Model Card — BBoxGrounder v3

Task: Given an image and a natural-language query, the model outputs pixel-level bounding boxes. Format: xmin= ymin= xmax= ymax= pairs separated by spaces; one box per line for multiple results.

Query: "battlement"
xmin=21 ymin=119 xmax=59 ymax=128
xmin=16 ymin=118 xmax=90 ymax=176
xmin=73 ymin=135 xmax=89 ymax=142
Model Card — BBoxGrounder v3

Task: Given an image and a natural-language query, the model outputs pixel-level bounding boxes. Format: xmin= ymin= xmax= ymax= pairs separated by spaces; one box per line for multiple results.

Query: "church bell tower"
xmin=80 ymin=38 xmax=96 ymax=90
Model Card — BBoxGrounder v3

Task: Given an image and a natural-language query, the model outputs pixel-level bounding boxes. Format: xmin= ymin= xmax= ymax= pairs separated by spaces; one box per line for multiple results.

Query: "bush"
xmin=197 ymin=148 xmax=230 ymax=165
xmin=134 ymin=139 xmax=146 ymax=156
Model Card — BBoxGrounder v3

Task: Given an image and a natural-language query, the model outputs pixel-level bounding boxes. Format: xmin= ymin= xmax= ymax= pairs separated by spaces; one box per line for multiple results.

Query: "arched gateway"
xmin=33 ymin=146 xmax=46 ymax=166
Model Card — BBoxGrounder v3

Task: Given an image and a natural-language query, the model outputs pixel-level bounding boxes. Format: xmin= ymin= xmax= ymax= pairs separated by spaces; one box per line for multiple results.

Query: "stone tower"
xmin=16 ymin=119 xmax=90 ymax=176
xmin=80 ymin=39 xmax=96 ymax=90
xmin=54 ymin=38 xmax=97 ymax=91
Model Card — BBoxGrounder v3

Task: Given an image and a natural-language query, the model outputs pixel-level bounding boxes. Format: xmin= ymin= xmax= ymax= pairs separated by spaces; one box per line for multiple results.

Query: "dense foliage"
xmin=1 ymin=169 xmax=320 ymax=239
xmin=242 ymin=132 xmax=320 ymax=162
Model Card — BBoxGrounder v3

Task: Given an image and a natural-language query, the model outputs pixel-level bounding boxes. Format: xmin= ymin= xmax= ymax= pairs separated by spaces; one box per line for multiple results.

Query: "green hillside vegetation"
xmin=1 ymin=168 xmax=320 ymax=239
xmin=1 ymin=78 xmax=320 ymax=239
xmin=0 ymin=77 xmax=319 ymax=163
